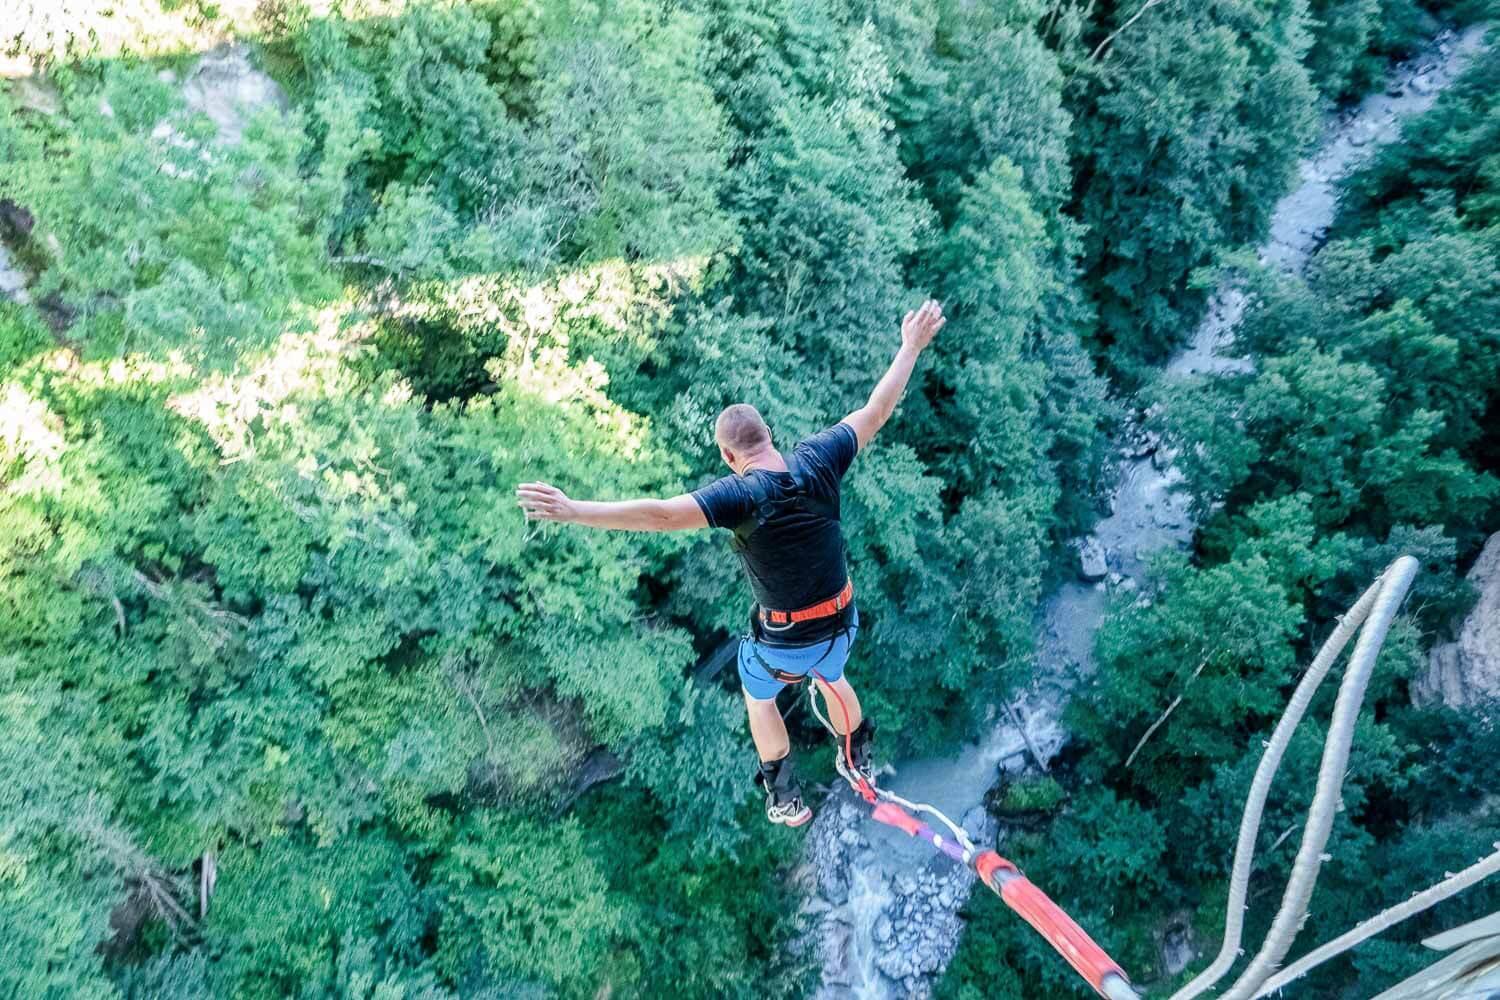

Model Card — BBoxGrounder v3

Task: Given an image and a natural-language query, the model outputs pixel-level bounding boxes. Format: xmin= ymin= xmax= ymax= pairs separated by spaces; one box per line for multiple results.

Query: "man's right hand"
xmin=843 ymin=298 xmax=946 ymax=453
xmin=517 ymin=482 xmax=578 ymax=523
xmin=901 ymin=299 xmax=946 ymax=352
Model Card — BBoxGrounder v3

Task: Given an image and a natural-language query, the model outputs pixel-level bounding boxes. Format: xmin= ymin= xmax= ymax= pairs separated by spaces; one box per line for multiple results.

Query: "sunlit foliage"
xmin=2 ymin=1 xmax=1493 ymax=997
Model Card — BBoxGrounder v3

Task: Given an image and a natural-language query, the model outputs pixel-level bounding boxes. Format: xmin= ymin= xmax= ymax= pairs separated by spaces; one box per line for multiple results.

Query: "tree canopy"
xmin=1 ymin=1 xmax=1495 ymax=997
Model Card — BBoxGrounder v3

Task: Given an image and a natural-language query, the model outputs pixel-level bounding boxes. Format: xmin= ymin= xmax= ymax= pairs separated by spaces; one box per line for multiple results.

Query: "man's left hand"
xmin=517 ymin=482 xmax=577 ymax=522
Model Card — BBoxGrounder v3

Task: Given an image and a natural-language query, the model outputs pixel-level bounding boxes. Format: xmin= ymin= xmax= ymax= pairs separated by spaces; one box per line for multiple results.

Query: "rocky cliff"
xmin=1415 ymin=533 xmax=1500 ymax=709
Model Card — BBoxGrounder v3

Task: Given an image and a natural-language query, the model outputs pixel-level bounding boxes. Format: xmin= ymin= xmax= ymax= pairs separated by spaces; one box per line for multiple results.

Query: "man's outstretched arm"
xmin=516 ymin=482 xmax=708 ymax=532
xmin=842 ymin=299 xmax=946 ymax=452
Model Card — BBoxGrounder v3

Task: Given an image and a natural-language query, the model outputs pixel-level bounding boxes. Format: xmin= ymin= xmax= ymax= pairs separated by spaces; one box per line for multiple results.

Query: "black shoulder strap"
xmin=784 ymin=451 xmax=805 ymax=486
xmin=736 ymin=455 xmax=836 ymax=536
xmin=737 ymin=469 xmax=776 ymax=533
xmin=785 ymin=450 xmax=838 ymax=520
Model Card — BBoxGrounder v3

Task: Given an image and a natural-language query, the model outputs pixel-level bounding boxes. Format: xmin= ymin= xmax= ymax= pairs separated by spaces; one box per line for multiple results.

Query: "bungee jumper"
xmin=518 ymin=299 xmax=947 ymax=826
xmin=516 ymin=300 xmax=1140 ymax=999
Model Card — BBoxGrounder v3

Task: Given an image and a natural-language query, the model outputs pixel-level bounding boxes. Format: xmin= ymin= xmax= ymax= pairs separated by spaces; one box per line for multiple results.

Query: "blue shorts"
xmin=738 ymin=607 xmax=859 ymax=701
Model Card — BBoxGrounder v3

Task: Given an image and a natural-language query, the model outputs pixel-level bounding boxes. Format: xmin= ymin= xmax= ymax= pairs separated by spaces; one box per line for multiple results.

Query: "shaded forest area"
xmin=1 ymin=0 xmax=1496 ymax=997
xmin=943 ymin=28 xmax=1500 ymax=1000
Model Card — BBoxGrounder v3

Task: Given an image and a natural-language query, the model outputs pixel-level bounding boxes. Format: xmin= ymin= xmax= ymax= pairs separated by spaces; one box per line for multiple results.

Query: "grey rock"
xmin=878 ymin=953 xmax=911 ymax=979
xmin=1077 ymin=535 xmax=1109 ymax=581
xmin=0 ymin=246 xmax=28 ymax=305
xmin=1127 ymin=429 xmax=1161 ymax=459
xmin=1160 ymin=916 xmax=1197 ymax=977
xmin=802 ymin=897 xmax=832 ymax=918
xmin=961 ymin=805 xmax=992 ymax=841
xmin=1415 ymin=533 xmax=1500 ymax=708
xmin=180 ymin=45 xmax=289 ymax=146
xmin=820 ymin=867 xmax=850 ymax=907
xmin=820 ymin=920 xmax=853 ymax=985
xmin=12 ymin=77 xmax=61 ymax=116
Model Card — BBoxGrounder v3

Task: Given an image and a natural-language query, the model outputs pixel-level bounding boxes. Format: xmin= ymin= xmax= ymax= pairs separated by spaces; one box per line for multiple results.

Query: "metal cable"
xmin=1169 ymin=573 xmax=1385 ymax=1000
xmin=877 ymin=784 xmax=978 ymax=855
xmin=1253 ymin=845 xmax=1500 ymax=997
xmin=1220 ymin=555 xmax=1419 ymax=1000
xmin=807 ymin=681 xmax=978 ymax=851
xmin=1170 ymin=559 xmax=1405 ymax=1000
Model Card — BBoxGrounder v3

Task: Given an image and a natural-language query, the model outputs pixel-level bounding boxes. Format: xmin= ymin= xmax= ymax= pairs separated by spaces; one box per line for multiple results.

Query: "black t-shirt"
xmin=692 ymin=423 xmax=859 ymax=645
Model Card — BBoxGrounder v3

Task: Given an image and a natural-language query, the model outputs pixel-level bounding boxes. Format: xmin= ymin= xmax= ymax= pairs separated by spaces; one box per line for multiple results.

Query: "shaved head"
xmin=715 ymin=403 xmax=771 ymax=454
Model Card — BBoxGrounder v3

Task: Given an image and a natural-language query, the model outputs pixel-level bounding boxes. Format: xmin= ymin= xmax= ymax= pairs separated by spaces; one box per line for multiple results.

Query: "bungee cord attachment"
xmin=804 ymin=668 xmax=1141 ymax=1000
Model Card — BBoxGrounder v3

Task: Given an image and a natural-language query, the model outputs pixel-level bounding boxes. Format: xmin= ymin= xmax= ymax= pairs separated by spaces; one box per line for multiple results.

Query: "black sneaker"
xmin=755 ymin=757 xmax=813 ymax=827
xmin=833 ymin=719 xmax=876 ymax=787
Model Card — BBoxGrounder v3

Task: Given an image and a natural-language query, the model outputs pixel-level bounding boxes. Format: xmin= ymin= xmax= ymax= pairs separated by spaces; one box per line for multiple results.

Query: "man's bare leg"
xmin=744 ymin=690 xmax=813 ymax=826
xmin=743 ymin=689 xmax=790 ymax=762
xmin=812 ymin=675 xmax=863 ymax=734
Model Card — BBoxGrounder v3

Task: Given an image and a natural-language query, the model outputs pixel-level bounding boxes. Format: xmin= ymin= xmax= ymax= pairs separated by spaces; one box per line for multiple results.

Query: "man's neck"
xmin=737 ymin=449 xmax=786 ymax=475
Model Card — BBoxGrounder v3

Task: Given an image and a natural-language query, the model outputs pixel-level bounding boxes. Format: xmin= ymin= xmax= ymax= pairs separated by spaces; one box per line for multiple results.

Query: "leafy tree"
xmin=1070 ymin=0 xmax=1318 ymax=375
xmin=14 ymin=3 xmax=1489 ymax=999
xmin=435 ymin=815 xmax=624 ymax=995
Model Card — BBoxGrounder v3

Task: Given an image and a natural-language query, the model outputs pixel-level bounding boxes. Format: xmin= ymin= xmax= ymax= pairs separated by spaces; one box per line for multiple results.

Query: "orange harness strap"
xmin=759 ymin=579 xmax=853 ymax=626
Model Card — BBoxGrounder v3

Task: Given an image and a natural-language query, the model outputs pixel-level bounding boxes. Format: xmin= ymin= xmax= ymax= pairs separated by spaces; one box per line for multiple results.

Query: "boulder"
xmin=1414 ymin=533 xmax=1500 ymax=709
xmin=179 ymin=45 xmax=288 ymax=146
xmin=819 ymin=863 xmax=850 ymax=907
xmin=1127 ymin=428 xmax=1161 ymax=459
xmin=960 ymin=805 xmax=995 ymax=842
xmin=819 ymin=919 xmax=854 ymax=986
xmin=1077 ymin=536 xmax=1109 ymax=582
xmin=11 ymin=76 xmax=61 ymax=116
xmin=1158 ymin=911 xmax=1199 ymax=978
xmin=0 ymin=246 xmax=27 ymax=305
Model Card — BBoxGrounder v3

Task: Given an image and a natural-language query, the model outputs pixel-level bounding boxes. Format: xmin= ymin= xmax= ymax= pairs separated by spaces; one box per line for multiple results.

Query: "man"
xmin=516 ymin=299 xmax=945 ymax=826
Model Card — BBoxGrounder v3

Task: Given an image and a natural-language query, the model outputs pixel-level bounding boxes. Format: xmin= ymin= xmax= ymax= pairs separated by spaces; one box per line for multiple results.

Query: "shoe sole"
xmin=769 ymin=808 xmax=813 ymax=827
xmin=835 ymin=758 xmax=874 ymax=789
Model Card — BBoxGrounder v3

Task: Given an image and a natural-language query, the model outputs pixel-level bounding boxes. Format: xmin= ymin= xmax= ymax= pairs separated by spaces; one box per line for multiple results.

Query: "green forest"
xmin=1 ymin=0 xmax=1497 ymax=997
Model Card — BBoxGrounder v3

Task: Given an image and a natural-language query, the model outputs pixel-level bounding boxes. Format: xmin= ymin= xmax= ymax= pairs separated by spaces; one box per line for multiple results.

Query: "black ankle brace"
xmin=754 ymin=754 xmax=802 ymax=802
